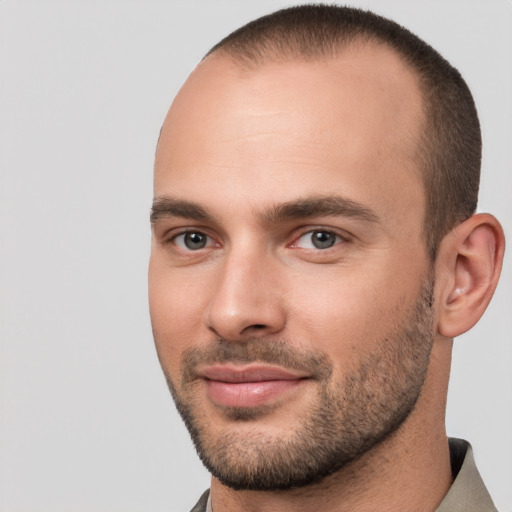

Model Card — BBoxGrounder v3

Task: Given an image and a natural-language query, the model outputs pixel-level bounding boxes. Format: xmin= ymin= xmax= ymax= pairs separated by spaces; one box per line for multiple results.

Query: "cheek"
xmin=287 ymin=266 xmax=415 ymax=367
xmin=148 ymin=258 xmax=210 ymax=371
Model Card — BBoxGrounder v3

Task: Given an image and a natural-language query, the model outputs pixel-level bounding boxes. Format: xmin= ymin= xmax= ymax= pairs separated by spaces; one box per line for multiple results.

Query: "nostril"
xmin=239 ymin=324 xmax=268 ymax=336
xmin=246 ymin=324 xmax=267 ymax=331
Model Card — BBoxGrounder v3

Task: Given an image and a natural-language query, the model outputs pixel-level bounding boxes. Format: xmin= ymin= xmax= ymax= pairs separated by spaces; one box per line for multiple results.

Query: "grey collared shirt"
xmin=190 ymin=438 xmax=496 ymax=512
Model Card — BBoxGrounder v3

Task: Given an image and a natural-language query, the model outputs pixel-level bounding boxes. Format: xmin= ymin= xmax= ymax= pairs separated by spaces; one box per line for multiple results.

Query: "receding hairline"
xmin=205 ymin=30 xmax=414 ymax=75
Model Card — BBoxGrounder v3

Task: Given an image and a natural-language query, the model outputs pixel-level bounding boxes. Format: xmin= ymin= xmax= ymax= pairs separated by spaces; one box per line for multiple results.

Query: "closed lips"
xmin=198 ymin=365 xmax=308 ymax=383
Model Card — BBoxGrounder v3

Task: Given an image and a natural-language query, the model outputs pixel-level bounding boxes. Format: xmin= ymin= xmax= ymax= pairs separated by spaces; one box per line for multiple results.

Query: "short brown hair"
xmin=206 ymin=5 xmax=481 ymax=260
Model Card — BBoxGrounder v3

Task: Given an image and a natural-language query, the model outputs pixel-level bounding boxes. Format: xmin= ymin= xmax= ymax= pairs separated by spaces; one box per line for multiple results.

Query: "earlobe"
xmin=437 ymin=213 xmax=505 ymax=338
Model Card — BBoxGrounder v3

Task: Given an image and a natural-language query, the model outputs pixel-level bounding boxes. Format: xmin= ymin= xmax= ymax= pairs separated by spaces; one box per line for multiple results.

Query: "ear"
xmin=436 ymin=213 xmax=505 ymax=338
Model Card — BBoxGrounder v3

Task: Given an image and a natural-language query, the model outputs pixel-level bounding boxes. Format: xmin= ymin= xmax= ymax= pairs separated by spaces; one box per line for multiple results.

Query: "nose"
xmin=203 ymin=248 xmax=287 ymax=341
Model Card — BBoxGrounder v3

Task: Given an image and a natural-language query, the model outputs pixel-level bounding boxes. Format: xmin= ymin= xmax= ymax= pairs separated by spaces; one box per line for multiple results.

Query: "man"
xmin=149 ymin=5 xmax=505 ymax=512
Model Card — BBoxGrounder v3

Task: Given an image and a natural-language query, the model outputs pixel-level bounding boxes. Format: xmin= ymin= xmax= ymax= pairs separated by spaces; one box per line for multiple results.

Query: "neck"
xmin=209 ymin=338 xmax=453 ymax=512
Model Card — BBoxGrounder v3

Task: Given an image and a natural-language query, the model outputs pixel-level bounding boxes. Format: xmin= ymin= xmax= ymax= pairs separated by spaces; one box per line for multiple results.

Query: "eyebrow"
xmin=263 ymin=195 xmax=380 ymax=224
xmin=150 ymin=197 xmax=212 ymax=224
xmin=150 ymin=195 xmax=379 ymax=225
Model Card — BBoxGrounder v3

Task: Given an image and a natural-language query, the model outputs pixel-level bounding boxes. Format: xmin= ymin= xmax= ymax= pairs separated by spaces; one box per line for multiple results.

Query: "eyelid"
xmin=164 ymin=227 xmax=221 ymax=252
xmin=288 ymin=227 xmax=352 ymax=249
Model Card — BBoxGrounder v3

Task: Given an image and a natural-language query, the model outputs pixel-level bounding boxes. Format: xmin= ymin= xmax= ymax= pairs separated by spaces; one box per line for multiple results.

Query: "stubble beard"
xmin=160 ymin=277 xmax=435 ymax=491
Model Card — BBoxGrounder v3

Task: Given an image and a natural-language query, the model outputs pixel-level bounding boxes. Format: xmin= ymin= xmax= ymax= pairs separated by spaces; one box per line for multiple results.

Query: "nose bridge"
xmin=204 ymin=241 xmax=285 ymax=340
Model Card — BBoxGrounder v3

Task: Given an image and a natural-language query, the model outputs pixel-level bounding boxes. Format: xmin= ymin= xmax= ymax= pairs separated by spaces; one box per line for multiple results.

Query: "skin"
xmin=149 ymin=42 xmax=504 ymax=512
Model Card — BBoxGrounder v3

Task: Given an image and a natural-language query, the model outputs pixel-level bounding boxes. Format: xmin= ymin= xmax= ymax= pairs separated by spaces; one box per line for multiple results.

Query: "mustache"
xmin=181 ymin=338 xmax=333 ymax=385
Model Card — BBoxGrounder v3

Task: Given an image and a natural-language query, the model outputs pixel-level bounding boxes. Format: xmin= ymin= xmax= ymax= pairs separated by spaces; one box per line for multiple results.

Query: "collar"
xmin=435 ymin=438 xmax=496 ymax=512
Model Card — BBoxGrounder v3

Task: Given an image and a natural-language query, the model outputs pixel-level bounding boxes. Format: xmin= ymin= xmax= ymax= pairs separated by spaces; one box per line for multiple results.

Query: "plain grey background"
xmin=1 ymin=1 xmax=511 ymax=511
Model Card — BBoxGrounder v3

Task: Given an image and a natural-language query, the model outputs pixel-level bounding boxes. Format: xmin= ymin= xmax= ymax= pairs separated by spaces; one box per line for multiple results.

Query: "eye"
xmin=173 ymin=231 xmax=215 ymax=251
xmin=293 ymin=230 xmax=343 ymax=250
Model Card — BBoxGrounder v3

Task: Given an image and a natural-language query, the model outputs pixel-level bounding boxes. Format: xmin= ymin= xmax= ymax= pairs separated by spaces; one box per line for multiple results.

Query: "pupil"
xmin=312 ymin=231 xmax=335 ymax=249
xmin=185 ymin=232 xmax=206 ymax=249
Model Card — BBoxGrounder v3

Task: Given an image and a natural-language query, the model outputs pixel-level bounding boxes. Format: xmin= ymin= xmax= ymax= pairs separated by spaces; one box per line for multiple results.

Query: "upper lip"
xmin=198 ymin=364 xmax=308 ymax=383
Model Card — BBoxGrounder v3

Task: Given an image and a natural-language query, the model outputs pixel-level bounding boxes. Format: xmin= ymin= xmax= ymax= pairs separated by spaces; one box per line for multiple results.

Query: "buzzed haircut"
xmin=206 ymin=4 xmax=481 ymax=260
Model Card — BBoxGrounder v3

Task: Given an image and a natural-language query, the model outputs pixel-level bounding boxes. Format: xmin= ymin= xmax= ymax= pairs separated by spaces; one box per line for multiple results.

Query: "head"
xmin=149 ymin=5 xmax=504 ymax=492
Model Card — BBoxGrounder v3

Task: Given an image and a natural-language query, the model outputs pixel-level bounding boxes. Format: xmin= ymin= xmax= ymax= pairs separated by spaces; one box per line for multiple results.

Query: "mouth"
xmin=197 ymin=364 xmax=309 ymax=408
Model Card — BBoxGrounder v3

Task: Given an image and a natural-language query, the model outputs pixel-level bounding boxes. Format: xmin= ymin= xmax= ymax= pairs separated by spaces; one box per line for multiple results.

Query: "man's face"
xmin=150 ymin=44 xmax=434 ymax=489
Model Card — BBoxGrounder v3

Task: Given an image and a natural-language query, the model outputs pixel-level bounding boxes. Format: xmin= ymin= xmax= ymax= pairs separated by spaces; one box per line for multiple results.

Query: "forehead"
xmin=155 ymin=43 xmax=425 ymax=226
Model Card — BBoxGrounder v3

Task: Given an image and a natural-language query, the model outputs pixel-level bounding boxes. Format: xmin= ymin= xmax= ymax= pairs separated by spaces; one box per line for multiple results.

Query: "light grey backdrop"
xmin=1 ymin=1 xmax=511 ymax=511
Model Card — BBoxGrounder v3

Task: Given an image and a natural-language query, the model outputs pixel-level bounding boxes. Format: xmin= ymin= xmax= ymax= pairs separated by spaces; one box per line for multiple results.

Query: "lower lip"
xmin=204 ymin=378 xmax=305 ymax=408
